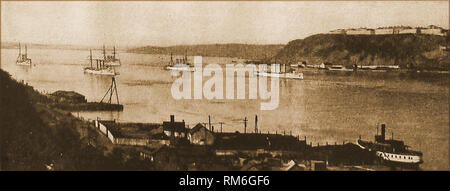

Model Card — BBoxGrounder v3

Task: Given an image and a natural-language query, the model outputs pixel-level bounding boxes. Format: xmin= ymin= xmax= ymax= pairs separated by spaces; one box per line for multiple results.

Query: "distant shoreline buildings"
xmin=328 ymin=25 xmax=447 ymax=36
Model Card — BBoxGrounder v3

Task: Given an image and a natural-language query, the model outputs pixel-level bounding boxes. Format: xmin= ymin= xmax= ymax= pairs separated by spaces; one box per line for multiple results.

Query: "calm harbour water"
xmin=1 ymin=48 xmax=448 ymax=170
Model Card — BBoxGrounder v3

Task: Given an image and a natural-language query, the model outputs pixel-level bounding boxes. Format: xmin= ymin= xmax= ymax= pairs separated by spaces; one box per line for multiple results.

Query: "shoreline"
xmin=1 ymin=68 xmax=430 ymax=170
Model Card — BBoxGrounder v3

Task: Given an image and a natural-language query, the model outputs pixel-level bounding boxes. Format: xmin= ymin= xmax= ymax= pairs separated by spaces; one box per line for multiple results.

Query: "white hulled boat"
xmin=254 ymin=71 xmax=304 ymax=79
xmin=253 ymin=63 xmax=303 ymax=79
xmin=357 ymin=124 xmax=423 ymax=168
xmin=165 ymin=52 xmax=195 ymax=72
xmin=84 ymin=49 xmax=118 ymax=76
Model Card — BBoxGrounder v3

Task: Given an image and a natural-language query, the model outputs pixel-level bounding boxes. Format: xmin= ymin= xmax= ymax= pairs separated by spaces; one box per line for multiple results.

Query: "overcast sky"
xmin=1 ymin=1 xmax=448 ymax=47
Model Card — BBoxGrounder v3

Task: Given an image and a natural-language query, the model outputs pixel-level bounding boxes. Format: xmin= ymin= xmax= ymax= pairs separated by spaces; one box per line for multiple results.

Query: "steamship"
xmin=16 ymin=43 xmax=32 ymax=66
xmin=104 ymin=46 xmax=121 ymax=66
xmin=357 ymin=124 xmax=423 ymax=167
xmin=165 ymin=52 xmax=195 ymax=72
xmin=253 ymin=63 xmax=303 ymax=79
xmin=84 ymin=49 xmax=118 ymax=76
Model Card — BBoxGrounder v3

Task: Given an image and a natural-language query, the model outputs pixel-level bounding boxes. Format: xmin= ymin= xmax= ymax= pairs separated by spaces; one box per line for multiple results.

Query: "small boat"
xmin=357 ymin=124 xmax=423 ymax=167
xmin=165 ymin=64 xmax=196 ymax=72
xmin=84 ymin=49 xmax=119 ymax=76
xmin=165 ymin=52 xmax=195 ymax=72
xmin=253 ymin=63 xmax=303 ymax=79
xmin=16 ymin=43 xmax=32 ymax=66
xmin=359 ymin=65 xmax=400 ymax=71
xmin=254 ymin=71 xmax=304 ymax=79
xmin=327 ymin=65 xmax=353 ymax=71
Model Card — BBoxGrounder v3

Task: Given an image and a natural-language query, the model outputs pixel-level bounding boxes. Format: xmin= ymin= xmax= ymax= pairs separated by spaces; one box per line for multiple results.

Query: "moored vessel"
xmin=327 ymin=65 xmax=353 ymax=71
xmin=253 ymin=63 xmax=304 ymax=79
xmin=84 ymin=49 xmax=119 ymax=76
xmin=253 ymin=70 xmax=304 ymax=79
xmin=357 ymin=124 xmax=423 ymax=168
xmin=16 ymin=43 xmax=32 ymax=66
xmin=103 ymin=45 xmax=121 ymax=66
xmin=165 ymin=52 xmax=195 ymax=72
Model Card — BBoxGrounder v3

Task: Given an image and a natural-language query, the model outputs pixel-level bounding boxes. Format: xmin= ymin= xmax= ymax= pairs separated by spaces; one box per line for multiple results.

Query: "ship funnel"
xmin=381 ymin=124 xmax=386 ymax=141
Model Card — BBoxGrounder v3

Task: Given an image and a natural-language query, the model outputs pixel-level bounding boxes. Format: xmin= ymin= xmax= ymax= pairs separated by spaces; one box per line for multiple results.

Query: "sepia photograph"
xmin=0 ymin=0 xmax=449 ymax=176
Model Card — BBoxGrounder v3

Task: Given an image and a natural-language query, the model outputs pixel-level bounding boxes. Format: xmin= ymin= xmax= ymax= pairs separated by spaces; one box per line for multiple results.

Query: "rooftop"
xmin=51 ymin=90 xmax=85 ymax=99
xmin=190 ymin=123 xmax=207 ymax=134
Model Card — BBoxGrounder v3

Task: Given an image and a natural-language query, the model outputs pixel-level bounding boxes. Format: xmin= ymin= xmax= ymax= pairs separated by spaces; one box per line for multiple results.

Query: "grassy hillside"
xmin=0 ymin=69 xmax=233 ymax=170
xmin=128 ymin=43 xmax=284 ymax=60
xmin=273 ymin=34 xmax=449 ymax=70
xmin=0 ymin=69 xmax=154 ymax=170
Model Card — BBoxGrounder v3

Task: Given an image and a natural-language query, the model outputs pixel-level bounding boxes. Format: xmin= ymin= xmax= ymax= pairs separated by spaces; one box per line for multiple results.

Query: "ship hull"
xmin=165 ymin=66 xmax=195 ymax=72
xmin=357 ymin=139 xmax=423 ymax=165
xmin=84 ymin=68 xmax=118 ymax=76
xmin=327 ymin=68 xmax=353 ymax=72
xmin=16 ymin=59 xmax=32 ymax=66
xmin=375 ymin=151 xmax=423 ymax=164
xmin=254 ymin=71 xmax=304 ymax=79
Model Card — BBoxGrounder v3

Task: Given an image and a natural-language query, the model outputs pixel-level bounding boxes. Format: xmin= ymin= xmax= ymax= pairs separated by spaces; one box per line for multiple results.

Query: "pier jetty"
xmin=49 ymin=77 xmax=123 ymax=111
xmin=49 ymin=90 xmax=123 ymax=111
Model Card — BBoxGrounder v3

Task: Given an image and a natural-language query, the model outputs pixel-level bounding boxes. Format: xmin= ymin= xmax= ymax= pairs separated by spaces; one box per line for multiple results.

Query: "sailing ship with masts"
xmin=16 ymin=43 xmax=32 ymax=66
xmin=84 ymin=49 xmax=118 ymax=76
xmin=103 ymin=45 xmax=121 ymax=66
xmin=165 ymin=51 xmax=195 ymax=72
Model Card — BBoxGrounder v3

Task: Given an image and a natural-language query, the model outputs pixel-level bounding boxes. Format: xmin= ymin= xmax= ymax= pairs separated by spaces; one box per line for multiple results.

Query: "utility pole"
xmin=219 ymin=122 xmax=224 ymax=133
xmin=254 ymin=115 xmax=258 ymax=133
xmin=204 ymin=123 xmax=207 ymax=147
xmin=244 ymin=117 xmax=247 ymax=134
xmin=208 ymin=115 xmax=211 ymax=131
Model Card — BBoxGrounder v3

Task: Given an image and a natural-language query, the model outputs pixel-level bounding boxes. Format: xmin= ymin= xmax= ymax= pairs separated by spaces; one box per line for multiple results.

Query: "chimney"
xmin=381 ymin=124 xmax=386 ymax=141
xmin=170 ymin=115 xmax=175 ymax=123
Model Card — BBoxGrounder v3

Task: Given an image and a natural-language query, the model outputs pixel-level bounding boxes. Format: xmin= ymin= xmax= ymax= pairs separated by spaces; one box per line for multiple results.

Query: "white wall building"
xmin=399 ymin=28 xmax=418 ymax=34
xmin=329 ymin=29 xmax=346 ymax=34
xmin=421 ymin=28 xmax=445 ymax=36
xmin=375 ymin=28 xmax=394 ymax=35
xmin=346 ymin=28 xmax=375 ymax=35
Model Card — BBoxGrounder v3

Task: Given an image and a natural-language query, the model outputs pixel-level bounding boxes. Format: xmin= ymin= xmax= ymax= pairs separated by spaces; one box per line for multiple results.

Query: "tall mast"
xmin=25 ymin=45 xmax=27 ymax=58
xmin=113 ymin=46 xmax=116 ymax=59
xmin=18 ymin=42 xmax=21 ymax=56
xmin=103 ymin=45 xmax=106 ymax=60
xmin=90 ymin=49 xmax=93 ymax=68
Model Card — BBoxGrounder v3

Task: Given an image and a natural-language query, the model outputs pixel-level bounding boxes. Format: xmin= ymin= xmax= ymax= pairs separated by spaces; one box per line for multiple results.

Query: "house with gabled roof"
xmin=162 ymin=115 xmax=188 ymax=138
xmin=188 ymin=123 xmax=215 ymax=145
